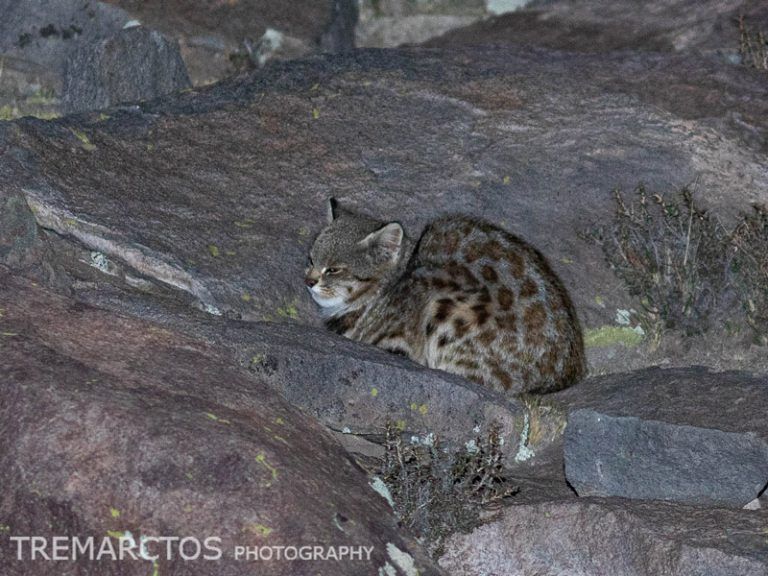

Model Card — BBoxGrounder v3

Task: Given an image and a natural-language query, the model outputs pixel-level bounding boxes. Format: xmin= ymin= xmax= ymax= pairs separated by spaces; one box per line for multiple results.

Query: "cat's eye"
xmin=324 ymin=267 xmax=341 ymax=275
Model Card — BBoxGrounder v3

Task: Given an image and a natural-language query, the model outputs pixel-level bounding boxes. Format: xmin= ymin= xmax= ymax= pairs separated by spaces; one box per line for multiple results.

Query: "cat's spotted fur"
xmin=305 ymin=199 xmax=585 ymax=394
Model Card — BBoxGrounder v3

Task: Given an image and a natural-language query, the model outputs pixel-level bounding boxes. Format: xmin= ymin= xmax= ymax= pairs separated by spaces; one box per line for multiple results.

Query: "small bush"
xmin=738 ymin=14 xmax=768 ymax=71
xmin=585 ymin=185 xmax=768 ymax=345
xmin=731 ymin=204 xmax=768 ymax=344
xmin=585 ymin=185 xmax=736 ymax=342
xmin=380 ymin=422 xmax=517 ymax=557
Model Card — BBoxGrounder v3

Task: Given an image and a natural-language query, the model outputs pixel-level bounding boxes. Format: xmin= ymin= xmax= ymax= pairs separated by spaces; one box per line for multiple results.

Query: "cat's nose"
xmin=304 ymin=277 xmax=318 ymax=288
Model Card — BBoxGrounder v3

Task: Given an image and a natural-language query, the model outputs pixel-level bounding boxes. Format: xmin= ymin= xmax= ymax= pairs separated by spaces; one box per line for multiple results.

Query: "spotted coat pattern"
xmin=320 ymin=216 xmax=585 ymax=395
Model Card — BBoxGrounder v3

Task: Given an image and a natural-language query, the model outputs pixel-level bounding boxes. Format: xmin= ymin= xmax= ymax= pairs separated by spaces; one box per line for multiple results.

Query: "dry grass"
xmin=731 ymin=204 xmax=768 ymax=344
xmin=739 ymin=14 xmax=768 ymax=71
xmin=380 ymin=421 xmax=517 ymax=557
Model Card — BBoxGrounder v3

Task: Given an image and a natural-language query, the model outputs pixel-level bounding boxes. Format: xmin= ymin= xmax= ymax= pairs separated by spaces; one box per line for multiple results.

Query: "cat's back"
xmin=410 ymin=215 xmax=585 ymax=394
xmin=414 ymin=215 xmax=550 ymax=285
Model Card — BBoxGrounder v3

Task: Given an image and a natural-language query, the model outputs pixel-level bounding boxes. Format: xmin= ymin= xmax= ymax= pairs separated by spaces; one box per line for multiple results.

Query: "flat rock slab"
xmin=0 ymin=254 xmax=527 ymax=459
xmin=0 ymin=268 xmax=442 ymax=576
xmin=2 ymin=47 xmax=767 ymax=337
xmin=215 ymin=321 xmax=525 ymax=458
xmin=439 ymin=497 xmax=768 ymax=576
xmin=557 ymin=367 xmax=768 ymax=507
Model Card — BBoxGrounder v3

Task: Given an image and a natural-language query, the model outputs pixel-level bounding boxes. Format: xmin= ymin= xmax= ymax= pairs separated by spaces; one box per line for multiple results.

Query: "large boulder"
xmin=0 ymin=267 xmax=442 ymax=576
xmin=1 ymin=47 xmax=766 ymax=374
xmin=558 ymin=367 xmax=768 ymax=508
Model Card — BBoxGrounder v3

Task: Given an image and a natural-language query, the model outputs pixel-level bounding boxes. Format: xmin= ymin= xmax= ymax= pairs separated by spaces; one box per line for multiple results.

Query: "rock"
xmin=2 ymin=48 xmax=766 ymax=340
xmin=0 ymin=0 xmax=135 ymax=118
xmin=428 ymin=0 xmax=768 ymax=55
xmin=0 ymin=247 xmax=527 ymax=459
xmin=0 ymin=186 xmax=42 ymax=269
xmin=0 ymin=0 xmax=131 ymax=72
xmin=62 ymin=26 xmax=191 ymax=114
xmin=358 ymin=14 xmax=480 ymax=47
xmin=355 ymin=0 xmax=530 ymax=47
xmin=213 ymin=321 xmax=526 ymax=458
xmin=558 ymin=367 xmax=768 ymax=508
xmin=0 ymin=267 xmax=443 ymax=576
xmin=320 ymin=0 xmax=359 ymax=54
xmin=439 ymin=497 xmax=768 ymax=576
xmin=105 ymin=0 xmax=348 ymax=84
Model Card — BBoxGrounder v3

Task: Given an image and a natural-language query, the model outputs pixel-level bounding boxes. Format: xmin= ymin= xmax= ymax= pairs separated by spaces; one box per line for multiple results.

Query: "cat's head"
xmin=305 ymin=198 xmax=405 ymax=316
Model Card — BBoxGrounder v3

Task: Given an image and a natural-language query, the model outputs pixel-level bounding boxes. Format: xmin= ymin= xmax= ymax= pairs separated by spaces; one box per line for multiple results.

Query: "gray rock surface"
xmin=0 ymin=0 xmax=131 ymax=72
xmin=0 ymin=250 xmax=527 ymax=460
xmin=0 ymin=0 xmax=133 ymax=118
xmin=428 ymin=0 xmax=768 ymax=55
xmin=439 ymin=497 xmax=768 ymax=576
xmin=356 ymin=0 xmax=525 ymax=47
xmin=62 ymin=26 xmax=191 ymax=114
xmin=0 ymin=266 xmax=442 ymax=576
xmin=558 ymin=367 xmax=768 ymax=507
xmin=2 ymin=48 xmax=766 ymax=341
xmin=218 ymin=321 xmax=525 ymax=457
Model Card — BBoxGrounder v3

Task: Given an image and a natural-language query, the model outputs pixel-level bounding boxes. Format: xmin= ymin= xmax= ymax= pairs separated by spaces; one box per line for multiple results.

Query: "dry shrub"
xmin=739 ymin=14 xmax=768 ymax=71
xmin=380 ymin=422 xmax=517 ymax=557
xmin=732 ymin=204 xmax=768 ymax=344
xmin=585 ymin=185 xmax=736 ymax=341
xmin=586 ymin=185 xmax=768 ymax=345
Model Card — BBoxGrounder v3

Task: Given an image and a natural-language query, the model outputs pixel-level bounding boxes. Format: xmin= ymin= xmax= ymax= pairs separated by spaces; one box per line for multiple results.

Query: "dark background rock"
xmin=0 ymin=0 xmax=348 ymax=119
xmin=104 ymin=0 xmax=348 ymax=83
xmin=557 ymin=367 xmax=768 ymax=508
xmin=427 ymin=0 xmax=768 ymax=56
xmin=62 ymin=26 xmax=191 ymax=114
xmin=320 ymin=0 xmax=360 ymax=54
xmin=0 ymin=0 xmax=132 ymax=118
xmin=0 ymin=0 xmax=130 ymax=72
xmin=0 ymin=267 xmax=442 ymax=576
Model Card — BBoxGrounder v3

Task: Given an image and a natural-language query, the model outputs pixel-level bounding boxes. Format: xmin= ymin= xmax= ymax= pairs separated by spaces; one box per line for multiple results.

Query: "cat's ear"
xmin=326 ymin=197 xmax=340 ymax=223
xmin=360 ymin=222 xmax=404 ymax=264
xmin=327 ymin=198 xmax=358 ymax=223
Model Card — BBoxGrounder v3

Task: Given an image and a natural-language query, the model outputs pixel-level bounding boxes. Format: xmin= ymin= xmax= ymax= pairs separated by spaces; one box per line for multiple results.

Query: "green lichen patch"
xmin=409 ymin=402 xmax=428 ymax=415
xmin=276 ymin=302 xmax=299 ymax=319
xmin=70 ymin=128 xmax=96 ymax=151
xmin=255 ymin=452 xmax=278 ymax=486
xmin=204 ymin=412 xmax=231 ymax=425
xmin=584 ymin=325 xmax=644 ymax=348
xmin=244 ymin=523 xmax=273 ymax=538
